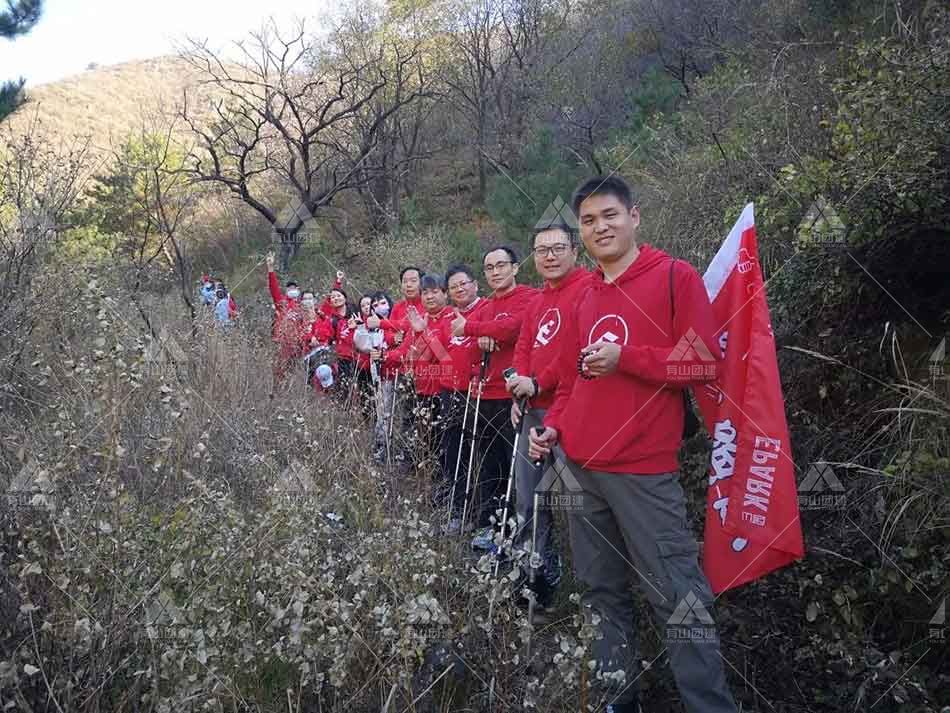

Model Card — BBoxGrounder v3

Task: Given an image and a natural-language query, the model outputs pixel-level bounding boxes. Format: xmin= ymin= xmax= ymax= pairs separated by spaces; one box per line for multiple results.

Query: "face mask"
xmin=373 ymin=304 xmax=391 ymax=317
xmin=286 ymin=289 xmax=300 ymax=300
xmin=301 ymin=297 xmax=315 ymax=308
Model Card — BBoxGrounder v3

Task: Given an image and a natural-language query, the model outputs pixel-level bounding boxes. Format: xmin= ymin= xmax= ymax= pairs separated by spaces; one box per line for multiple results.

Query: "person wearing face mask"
xmin=364 ymin=291 xmax=399 ymax=463
xmin=353 ymin=294 xmax=377 ymax=419
xmin=365 ymin=266 xmax=424 ymax=344
xmin=266 ymin=252 xmax=309 ymax=383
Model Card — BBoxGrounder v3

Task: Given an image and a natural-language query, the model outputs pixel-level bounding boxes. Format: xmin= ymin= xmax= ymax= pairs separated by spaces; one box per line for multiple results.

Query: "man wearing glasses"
xmin=450 ymin=247 xmax=538 ymax=548
xmin=505 ymin=220 xmax=591 ymax=606
xmin=435 ymin=264 xmax=488 ymax=533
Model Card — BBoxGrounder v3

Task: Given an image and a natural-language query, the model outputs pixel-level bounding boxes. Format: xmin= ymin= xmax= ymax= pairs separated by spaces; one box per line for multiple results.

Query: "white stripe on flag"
xmin=703 ymin=202 xmax=755 ymax=302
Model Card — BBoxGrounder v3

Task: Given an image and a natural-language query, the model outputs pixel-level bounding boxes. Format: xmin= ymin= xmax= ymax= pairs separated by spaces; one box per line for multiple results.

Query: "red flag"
xmin=695 ymin=203 xmax=805 ymax=593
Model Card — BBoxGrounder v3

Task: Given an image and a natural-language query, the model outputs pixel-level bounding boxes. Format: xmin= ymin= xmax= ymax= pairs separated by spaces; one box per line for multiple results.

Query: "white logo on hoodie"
xmin=534 ymin=308 xmax=561 ymax=347
xmin=587 ymin=314 xmax=630 ymax=346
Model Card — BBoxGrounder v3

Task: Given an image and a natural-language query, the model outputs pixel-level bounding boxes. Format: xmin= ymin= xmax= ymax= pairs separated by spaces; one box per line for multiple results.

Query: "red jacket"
xmin=543 ymin=245 xmax=721 ymax=474
xmin=512 ymin=268 xmax=591 ymax=409
xmin=268 ymin=271 xmax=300 ymax=342
xmin=378 ymin=297 xmax=424 ymax=334
xmin=461 ymin=284 xmax=539 ymax=400
xmin=384 ymin=306 xmax=453 ymax=396
xmin=415 ymin=297 xmax=489 ymax=392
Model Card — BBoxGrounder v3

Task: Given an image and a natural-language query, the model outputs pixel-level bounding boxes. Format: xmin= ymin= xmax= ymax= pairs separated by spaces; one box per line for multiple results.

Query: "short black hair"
xmin=285 ymin=280 xmax=299 ymax=289
xmin=370 ymin=290 xmax=394 ymax=309
xmin=445 ymin=264 xmax=475 ymax=284
xmin=571 ymin=175 xmax=635 ymax=217
xmin=533 ymin=220 xmax=577 ymax=245
xmin=400 ymin=266 xmax=423 ymax=282
xmin=482 ymin=245 xmax=518 ymax=265
xmin=420 ymin=273 xmax=446 ymax=291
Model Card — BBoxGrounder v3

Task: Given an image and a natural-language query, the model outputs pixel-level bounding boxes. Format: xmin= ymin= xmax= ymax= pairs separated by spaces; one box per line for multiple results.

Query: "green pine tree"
xmin=0 ymin=0 xmax=44 ymax=121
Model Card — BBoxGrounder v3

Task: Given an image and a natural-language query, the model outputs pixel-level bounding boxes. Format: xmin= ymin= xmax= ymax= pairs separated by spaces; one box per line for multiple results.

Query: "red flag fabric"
xmin=695 ymin=203 xmax=805 ymax=593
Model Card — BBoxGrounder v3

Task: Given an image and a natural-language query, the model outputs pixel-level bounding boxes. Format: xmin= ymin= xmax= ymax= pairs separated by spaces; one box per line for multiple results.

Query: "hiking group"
xmin=202 ymin=175 xmax=739 ymax=713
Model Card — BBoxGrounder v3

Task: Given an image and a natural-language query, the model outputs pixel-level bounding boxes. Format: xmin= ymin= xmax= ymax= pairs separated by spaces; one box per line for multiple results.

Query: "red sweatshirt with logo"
xmin=384 ymin=306 xmax=453 ymax=395
xmin=416 ymin=296 xmax=488 ymax=392
xmin=512 ymin=268 xmax=592 ymax=410
xmin=461 ymin=283 xmax=539 ymax=400
xmin=543 ymin=245 xmax=721 ymax=474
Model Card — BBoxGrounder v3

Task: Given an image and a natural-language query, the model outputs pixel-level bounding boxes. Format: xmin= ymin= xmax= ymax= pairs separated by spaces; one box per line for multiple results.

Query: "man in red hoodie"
xmin=528 ymin=176 xmax=737 ymax=713
xmin=384 ymin=273 xmax=453 ymax=477
xmin=366 ymin=266 xmax=425 ymax=460
xmin=432 ymin=264 xmax=488 ymax=533
xmin=451 ymin=246 xmax=538 ymax=548
xmin=505 ymin=220 xmax=590 ymax=601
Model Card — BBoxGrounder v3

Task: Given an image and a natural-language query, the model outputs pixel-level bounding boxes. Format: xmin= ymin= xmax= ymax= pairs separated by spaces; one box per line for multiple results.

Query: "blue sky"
xmin=0 ymin=0 xmax=332 ymax=86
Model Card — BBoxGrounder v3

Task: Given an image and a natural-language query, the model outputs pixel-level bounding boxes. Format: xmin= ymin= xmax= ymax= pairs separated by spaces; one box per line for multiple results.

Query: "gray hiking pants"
xmin=513 ymin=408 xmax=555 ymax=560
xmin=560 ymin=452 xmax=737 ymax=712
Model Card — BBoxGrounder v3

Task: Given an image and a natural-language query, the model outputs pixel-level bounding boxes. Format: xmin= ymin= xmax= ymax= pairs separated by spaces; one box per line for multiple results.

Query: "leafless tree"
xmin=179 ymin=16 xmax=431 ymax=268
xmin=440 ymin=0 xmax=583 ymax=199
xmin=0 ymin=113 xmax=91 ymax=386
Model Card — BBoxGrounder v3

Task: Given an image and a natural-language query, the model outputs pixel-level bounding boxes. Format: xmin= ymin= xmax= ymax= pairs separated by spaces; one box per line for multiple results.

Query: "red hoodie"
xmin=461 ymin=283 xmax=539 ymax=400
xmin=543 ymin=245 xmax=721 ymax=474
xmin=416 ymin=296 xmax=488 ymax=392
xmin=384 ymin=305 xmax=453 ymax=395
xmin=512 ymin=268 xmax=591 ymax=409
xmin=378 ymin=297 xmax=424 ymax=334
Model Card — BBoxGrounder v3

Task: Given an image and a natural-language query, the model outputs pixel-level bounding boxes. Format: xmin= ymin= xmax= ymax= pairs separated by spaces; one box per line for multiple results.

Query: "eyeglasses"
xmin=448 ymin=279 xmax=475 ymax=292
xmin=533 ymin=244 xmax=572 ymax=258
xmin=483 ymin=260 xmax=513 ymax=274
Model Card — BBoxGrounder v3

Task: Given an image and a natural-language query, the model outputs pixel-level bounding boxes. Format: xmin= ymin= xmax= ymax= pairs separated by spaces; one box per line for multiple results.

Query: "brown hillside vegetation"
xmin=6 ymin=56 xmax=214 ymax=157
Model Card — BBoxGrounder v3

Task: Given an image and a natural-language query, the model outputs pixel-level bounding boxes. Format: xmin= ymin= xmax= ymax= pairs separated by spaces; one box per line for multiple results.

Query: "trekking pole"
xmin=446 ymin=378 xmax=474 ymax=530
xmin=387 ymin=366 xmax=400 ymax=462
xmin=487 ymin=380 xmax=528 ymax=620
xmin=526 ymin=490 xmax=541 ymax=661
xmin=461 ymin=351 xmax=491 ymax=532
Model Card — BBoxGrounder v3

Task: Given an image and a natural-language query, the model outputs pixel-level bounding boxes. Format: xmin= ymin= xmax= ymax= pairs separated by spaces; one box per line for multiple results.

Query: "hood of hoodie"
xmin=590 ymin=243 xmax=670 ymax=291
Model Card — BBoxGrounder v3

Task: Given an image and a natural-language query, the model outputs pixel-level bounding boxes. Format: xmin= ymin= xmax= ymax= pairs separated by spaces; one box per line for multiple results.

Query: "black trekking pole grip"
xmin=531 ymin=427 xmax=548 ymax=468
xmin=479 ymin=350 xmax=491 ymax=382
xmin=515 ymin=396 xmax=529 ymax=430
